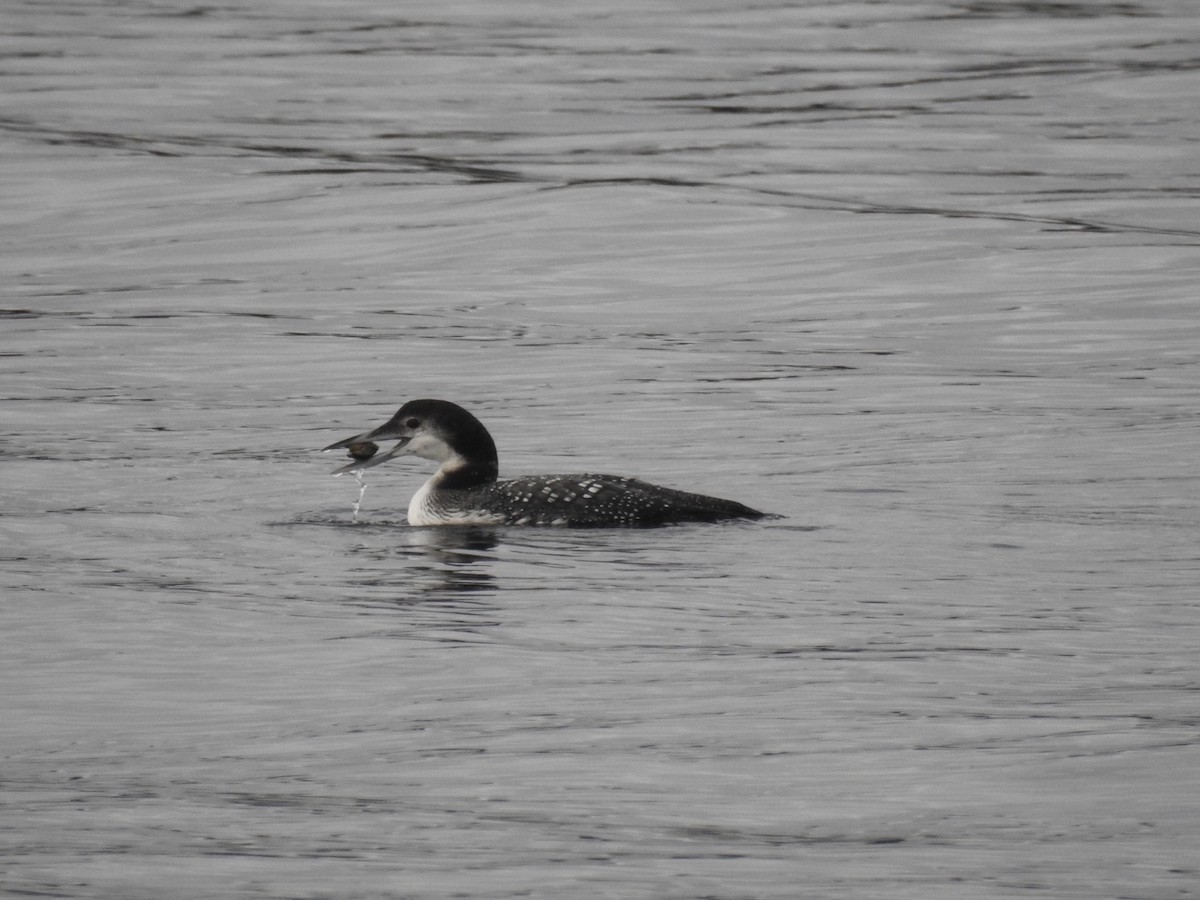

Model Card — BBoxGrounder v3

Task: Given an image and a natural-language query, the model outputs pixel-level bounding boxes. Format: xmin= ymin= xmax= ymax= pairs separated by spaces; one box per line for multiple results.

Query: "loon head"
xmin=324 ymin=399 xmax=499 ymax=483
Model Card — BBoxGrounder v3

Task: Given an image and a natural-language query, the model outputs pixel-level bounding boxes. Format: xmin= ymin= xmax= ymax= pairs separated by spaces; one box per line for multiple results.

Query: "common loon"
xmin=323 ymin=399 xmax=766 ymax=527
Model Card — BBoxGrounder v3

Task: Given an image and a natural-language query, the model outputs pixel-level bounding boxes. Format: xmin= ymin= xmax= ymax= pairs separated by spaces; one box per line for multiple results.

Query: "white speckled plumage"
xmin=324 ymin=399 xmax=766 ymax=527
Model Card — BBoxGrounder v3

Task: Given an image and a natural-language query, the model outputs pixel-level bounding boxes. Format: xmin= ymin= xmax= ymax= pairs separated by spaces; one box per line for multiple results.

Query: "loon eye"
xmin=405 ymin=417 xmax=420 ymax=429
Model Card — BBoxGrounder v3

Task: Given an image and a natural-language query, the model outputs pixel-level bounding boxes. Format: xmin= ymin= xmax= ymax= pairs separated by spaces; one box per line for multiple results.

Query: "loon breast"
xmin=324 ymin=399 xmax=767 ymax=527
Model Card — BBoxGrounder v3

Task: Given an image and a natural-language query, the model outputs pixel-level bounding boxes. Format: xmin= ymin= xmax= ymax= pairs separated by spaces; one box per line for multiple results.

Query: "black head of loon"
xmin=325 ymin=398 xmax=500 ymax=489
xmin=323 ymin=399 xmax=767 ymax=527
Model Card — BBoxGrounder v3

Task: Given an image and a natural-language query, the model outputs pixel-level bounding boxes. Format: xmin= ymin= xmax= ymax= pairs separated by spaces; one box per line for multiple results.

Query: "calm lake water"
xmin=3 ymin=1 xmax=1199 ymax=898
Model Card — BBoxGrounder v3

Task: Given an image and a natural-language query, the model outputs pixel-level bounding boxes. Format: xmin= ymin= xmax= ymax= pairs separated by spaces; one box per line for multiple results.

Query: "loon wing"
xmin=483 ymin=474 xmax=764 ymax=527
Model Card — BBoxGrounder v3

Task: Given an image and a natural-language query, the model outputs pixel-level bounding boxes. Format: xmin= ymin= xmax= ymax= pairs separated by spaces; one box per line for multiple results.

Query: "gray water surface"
xmin=3 ymin=2 xmax=1199 ymax=898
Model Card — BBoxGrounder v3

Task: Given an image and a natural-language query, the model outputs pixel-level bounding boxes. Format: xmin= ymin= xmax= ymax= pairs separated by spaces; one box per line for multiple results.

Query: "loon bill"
xmin=323 ymin=399 xmax=768 ymax=527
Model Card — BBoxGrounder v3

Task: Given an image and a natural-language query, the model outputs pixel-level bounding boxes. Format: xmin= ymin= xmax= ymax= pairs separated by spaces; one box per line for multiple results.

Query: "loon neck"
xmin=429 ymin=404 xmax=499 ymax=490
xmin=433 ymin=457 xmax=499 ymax=491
